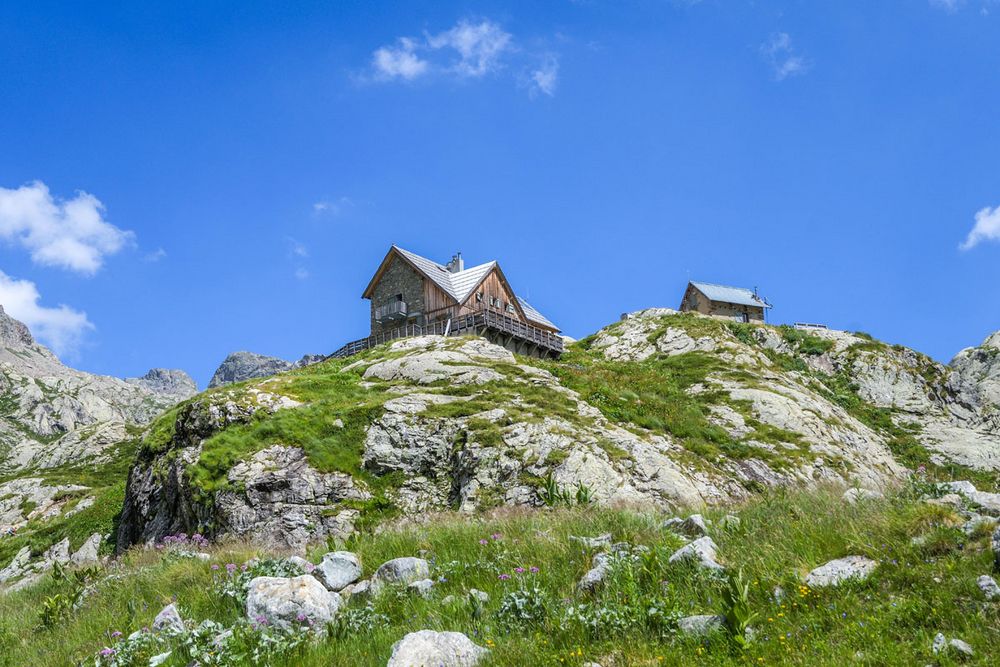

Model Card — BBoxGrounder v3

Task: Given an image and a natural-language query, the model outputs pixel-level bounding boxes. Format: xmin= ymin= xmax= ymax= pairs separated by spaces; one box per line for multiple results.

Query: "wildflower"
xmin=530 ymin=566 xmax=540 ymax=573
xmin=226 ymin=563 xmax=237 ymax=573
xmin=498 ymin=573 xmax=511 ymax=581
xmin=110 ymin=631 xmax=122 ymax=638
xmin=479 ymin=539 xmax=488 ymax=546
xmin=100 ymin=648 xmax=115 ymax=657
xmin=491 ymin=533 xmax=502 ymax=540
xmin=211 ymin=564 xmax=220 ymax=571
xmin=514 ymin=567 xmax=525 ymax=574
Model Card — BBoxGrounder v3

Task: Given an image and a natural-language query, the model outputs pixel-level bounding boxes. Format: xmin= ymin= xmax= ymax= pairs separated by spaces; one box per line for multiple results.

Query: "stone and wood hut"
xmin=679 ymin=281 xmax=772 ymax=323
xmin=333 ymin=245 xmax=562 ymax=358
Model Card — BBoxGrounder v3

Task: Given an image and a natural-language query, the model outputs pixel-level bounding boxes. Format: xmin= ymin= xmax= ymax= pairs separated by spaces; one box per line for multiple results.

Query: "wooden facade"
xmin=348 ymin=245 xmax=562 ymax=358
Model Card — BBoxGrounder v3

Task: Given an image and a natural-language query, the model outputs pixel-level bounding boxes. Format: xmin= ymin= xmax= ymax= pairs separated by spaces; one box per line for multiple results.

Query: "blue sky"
xmin=0 ymin=0 xmax=998 ymax=387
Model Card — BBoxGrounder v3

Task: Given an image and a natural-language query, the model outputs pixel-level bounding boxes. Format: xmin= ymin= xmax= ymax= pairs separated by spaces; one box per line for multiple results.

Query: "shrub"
xmin=497 ymin=587 xmax=549 ymax=626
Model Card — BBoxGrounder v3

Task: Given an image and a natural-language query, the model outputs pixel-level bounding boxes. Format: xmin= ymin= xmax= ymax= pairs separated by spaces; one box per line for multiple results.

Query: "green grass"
xmin=777 ymin=326 xmax=835 ymax=356
xmin=2 ymin=486 xmax=998 ymax=666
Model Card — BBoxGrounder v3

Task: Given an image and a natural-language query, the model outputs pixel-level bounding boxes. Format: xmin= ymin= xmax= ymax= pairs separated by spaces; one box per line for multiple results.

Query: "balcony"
xmin=374 ymin=300 xmax=408 ymax=322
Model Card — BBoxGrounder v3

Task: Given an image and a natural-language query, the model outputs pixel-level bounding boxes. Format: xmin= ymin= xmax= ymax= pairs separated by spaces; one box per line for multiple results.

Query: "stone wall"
xmin=370 ymin=257 xmax=426 ymax=334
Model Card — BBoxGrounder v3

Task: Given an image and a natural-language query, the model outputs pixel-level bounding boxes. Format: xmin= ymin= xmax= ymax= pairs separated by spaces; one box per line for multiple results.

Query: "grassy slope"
xmin=1 ymin=486 xmax=998 ymax=666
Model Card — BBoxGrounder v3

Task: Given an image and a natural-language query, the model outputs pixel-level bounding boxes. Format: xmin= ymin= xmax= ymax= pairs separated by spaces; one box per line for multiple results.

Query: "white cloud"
xmin=0 ymin=181 xmax=134 ymax=275
xmin=760 ymin=33 xmax=810 ymax=81
xmin=372 ymin=37 xmax=429 ymax=81
xmin=294 ymin=267 xmax=310 ymax=280
xmin=960 ymin=205 xmax=1000 ymax=250
xmin=369 ymin=20 xmax=555 ymax=94
xmin=530 ymin=56 xmax=560 ymax=97
xmin=288 ymin=238 xmax=308 ymax=258
xmin=0 ymin=271 xmax=92 ymax=356
xmin=427 ymin=20 xmax=513 ymax=77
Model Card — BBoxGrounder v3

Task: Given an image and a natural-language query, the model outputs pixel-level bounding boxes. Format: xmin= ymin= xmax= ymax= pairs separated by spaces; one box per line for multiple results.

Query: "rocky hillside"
xmin=113 ymin=309 xmax=1000 ymax=556
xmin=0 ymin=306 xmax=196 ymax=589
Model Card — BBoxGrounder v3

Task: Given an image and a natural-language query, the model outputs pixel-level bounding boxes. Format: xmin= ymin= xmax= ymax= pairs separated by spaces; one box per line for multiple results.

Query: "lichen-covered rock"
xmin=373 ymin=557 xmax=430 ymax=587
xmin=313 ymin=551 xmax=362 ymax=592
xmin=977 ymin=575 xmax=1000 ymax=600
xmin=246 ymin=575 xmax=341 ymax=631
xmin=387 ymin=630 xmax=488 ymax=667
xmin=804 ymin=556 xmax=877 ymax=588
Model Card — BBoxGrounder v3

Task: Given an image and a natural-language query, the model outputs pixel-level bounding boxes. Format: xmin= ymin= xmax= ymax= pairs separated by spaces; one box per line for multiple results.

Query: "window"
xmin=475 ymin=291 xmax=483 ymax=302
xmin=395 ymin=293 xmax=403 ymax=302
xmin=506 ymin=302 xmax=516 ymax=313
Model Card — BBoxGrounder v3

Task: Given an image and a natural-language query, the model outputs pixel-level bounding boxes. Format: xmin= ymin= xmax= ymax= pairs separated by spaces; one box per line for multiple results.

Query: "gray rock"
xmin=932 ymin=633 xmax=973 ymax=657
xmin=677 ymin=614 xmax=725 ymax=636
xmin=407 ymin=578 xmax=435 ymax=597
xmin=373 ymin=557 xmax=431 ymax=587
xmin=246 ymin=575 xmax=341 ymax=631
xmin=804 ymin=556 xmax=877 ymax=588
xmin=469 ymin=588 xmax=489 ymax=603
xmin=286 ymin=556 xmax=314 ymax=573
xmin=976 ymin=575 xmax=1000 ymax=600
xmin=843 ymin=488 xmax=883 ymax=504
xmin=577 ymin=552 xmax=614 ymax=592
xmin=664 ymin=514 xmax=710 ymax=538
xmin=152 ymin=603 xmax=185 ymax=634
xmin=69 ymin=533 xmax=102 ymax=567
xmin=313 ymin=551 xmax=361 ymax=592
xmin=569 ymin=533 xmax=613 ymax=549
xmin=387 ymin=630 xmax=489 ymax=667
xmin=993 ymin=525 xmax=1000 ymax=571
xmin=719 ymin=514 xmax=741 ymax=530
xmin=669 ymin=536 xmax=724 ymax=571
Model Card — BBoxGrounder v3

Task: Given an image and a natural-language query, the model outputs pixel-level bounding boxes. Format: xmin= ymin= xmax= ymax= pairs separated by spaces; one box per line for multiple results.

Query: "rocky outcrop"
xmin=207 ymin=351 xmax=323 ymax=388
xmin=110 ymin=311 xmax=1000 ymax=553
xmin=0 ymin=307 xmax=193 ymax=475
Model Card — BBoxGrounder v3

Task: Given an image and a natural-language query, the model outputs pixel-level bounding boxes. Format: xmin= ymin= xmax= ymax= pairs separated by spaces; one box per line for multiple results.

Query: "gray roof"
xmin=517 ymin=297 xmax=558 ymax=330
xmin=690 ymin=281 xmax=772 ymax=309
xmin=392 ymin=246 xmax=559 ymax=330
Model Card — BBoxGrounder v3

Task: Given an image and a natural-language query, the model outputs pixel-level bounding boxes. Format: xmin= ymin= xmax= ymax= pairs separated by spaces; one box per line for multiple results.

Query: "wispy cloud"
xmin=0 ymin=270 xmax=92 ymax=356
xmin=959 ymin=205 xmax=1000 ymax=250
xmin=0 ymin=181 xmax=134 ymax=275
xmin=294 ymin=267 xmax=310 ymax=281
xmin=312 ymin=196 xmax=354 ymax=216
xmin=426 ymin=20 xmax=513 ymax=77
xmin=367 ymin=19 xmax=558 ymax=97
xmin=760 ymin=33 xmax=810 ymax=81
xmin=529 ymin=55 xmax=560 ymax=97
xmin=929 ymin=0 xmax=963 ymax=12
xmin=288 ymin=238 xmax=309 ymax=258
xmin=143 ymin=247 xmax=167 ymax=263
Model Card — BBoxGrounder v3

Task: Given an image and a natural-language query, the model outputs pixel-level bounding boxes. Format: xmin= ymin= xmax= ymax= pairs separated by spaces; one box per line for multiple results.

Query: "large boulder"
xmin=387 ymin=630 xmax=489 ymax=667
xmin=373 ymin=557 xmax=431 ymax=587
xmin=246 ymin=575 xmax=341 ymax=631
xmin=313 ymin=551 xmax=362 ymax=592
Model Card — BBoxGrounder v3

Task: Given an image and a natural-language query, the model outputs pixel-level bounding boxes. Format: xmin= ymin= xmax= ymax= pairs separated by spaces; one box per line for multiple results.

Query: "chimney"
xmin=446 ymin=252 xmax=464 ymax=273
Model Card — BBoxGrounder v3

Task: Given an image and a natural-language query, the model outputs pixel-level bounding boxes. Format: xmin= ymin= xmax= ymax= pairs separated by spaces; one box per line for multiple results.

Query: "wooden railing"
xmin=330 ymin=308 xmax=563 ymax=359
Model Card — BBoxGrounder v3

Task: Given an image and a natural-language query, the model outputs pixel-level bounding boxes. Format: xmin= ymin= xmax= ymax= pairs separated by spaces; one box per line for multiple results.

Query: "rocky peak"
xmin=125 ymin=368 xmax=198 ymax=402
xmin=207 ymin=351 xmax=325 ymax=388
xmin=0 ymin=305 xmax=35 ymax=348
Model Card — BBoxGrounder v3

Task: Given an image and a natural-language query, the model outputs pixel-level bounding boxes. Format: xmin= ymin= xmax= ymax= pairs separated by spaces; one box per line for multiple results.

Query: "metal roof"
xmin=517 ymin=296 xmax=558 ymax=330
xmin=392 ymin=246 xmax=559 ymax=330
xmin=690 ymin=281 xmax=772 ymax=309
